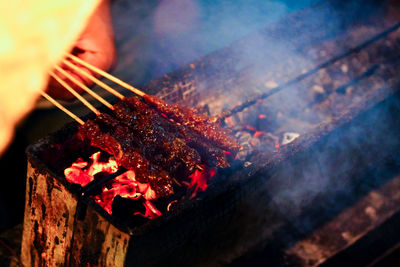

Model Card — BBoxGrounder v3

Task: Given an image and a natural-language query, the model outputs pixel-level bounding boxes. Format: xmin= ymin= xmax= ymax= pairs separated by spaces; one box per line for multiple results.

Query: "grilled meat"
xmin=121 ymin=96 xmax=231 ymax=168
xmin=143 ymin=94 xmax=240 ymax=154
xmin=75 ymin=94 xmax=239 ymax=197
xmin=113 ymin=97 xmax=202 ymax=179
xmin=77 ymin=113 xmax=174 ymax=197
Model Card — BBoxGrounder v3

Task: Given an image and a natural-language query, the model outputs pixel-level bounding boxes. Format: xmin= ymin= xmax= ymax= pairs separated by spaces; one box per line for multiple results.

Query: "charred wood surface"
xmin=21 ymin=161 xmax=78 ymax=266
xmin=70 ymin=202 xmax=130 ymax=267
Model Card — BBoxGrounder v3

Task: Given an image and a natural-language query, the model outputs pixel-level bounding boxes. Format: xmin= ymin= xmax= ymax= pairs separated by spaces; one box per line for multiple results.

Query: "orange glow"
xmin=185 ymin=165 xmax=216 ymax=198
xmin=65 ymin=150 xmax=219 ymax=218
xmin=245 ymin=125 xmax=257 ymax=132
xmin=64 ymin=151 xmax=118 ymax=187
xmin=136 ymin=200 xmax=162 ymax=219
xmin=258 ymin=114 xmax=266 ymax=119
xmin=253 ymin=131 xmax=263 ymax=138
xmin=226 ymin=117 xmax=234 ymax=128
xmin=92 ymin=170 xmax=159 ymax=215
xmin=167 ymin=200 xmax=178 ymax=211
xmin=65 ymin=152 xmax=160 ymax=217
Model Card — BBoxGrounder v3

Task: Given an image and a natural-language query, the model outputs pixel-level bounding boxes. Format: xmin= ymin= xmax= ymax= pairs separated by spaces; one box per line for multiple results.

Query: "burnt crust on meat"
xmin=76 ymin=95 xmax=239 ymax=198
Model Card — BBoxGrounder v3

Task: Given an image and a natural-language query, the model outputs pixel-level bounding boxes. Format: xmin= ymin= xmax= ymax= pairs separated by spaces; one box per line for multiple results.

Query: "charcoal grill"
xmin=21 ymin=0 xmax=400 ymax=266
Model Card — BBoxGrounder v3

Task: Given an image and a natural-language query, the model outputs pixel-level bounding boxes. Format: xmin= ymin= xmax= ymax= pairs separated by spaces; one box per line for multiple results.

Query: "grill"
xmin=20 ymin=0 xmax=400 ymax=266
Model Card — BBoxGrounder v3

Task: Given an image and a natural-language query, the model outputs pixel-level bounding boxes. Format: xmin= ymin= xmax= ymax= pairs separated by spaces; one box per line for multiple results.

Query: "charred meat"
xmin=143 ymin=94 xmax=240 ymax=153
xmin=77 ymin=113 xmax=174 ymax=197
xmin=76 ymin=95 xmax=239 ymax=197
xmin=113 ymin=97 xmax=202 ymax=179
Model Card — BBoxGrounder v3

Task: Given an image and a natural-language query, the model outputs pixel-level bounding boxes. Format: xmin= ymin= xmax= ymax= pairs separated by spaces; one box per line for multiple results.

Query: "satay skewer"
xmin=40 ymin=92 xmax=84 ymax=125
xmin=66 ymin=53 xmax=145 ymax=97
xmin=54 ymin=65 xmax=115 ymax=110
xmin=64 ymin=54 xmax=238 ymax=151
xmin=62 ymin=59 xmax=125 ymax=100
xmin=52 ymin=65 xmax=207 ymax=171
xmin=53 ymin=56 xmax=225 ymax=171
xmin=49 ymin=71 xmax=101 ymax=116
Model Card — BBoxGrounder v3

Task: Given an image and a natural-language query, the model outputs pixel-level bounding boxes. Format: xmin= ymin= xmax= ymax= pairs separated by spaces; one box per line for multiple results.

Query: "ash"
xmin=196 ymin=17 xmax=400 ymax=164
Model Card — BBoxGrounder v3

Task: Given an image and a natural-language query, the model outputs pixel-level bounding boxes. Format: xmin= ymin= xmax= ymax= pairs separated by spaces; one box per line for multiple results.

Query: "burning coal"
xmin=65 ymin=150 xmax=217 ymax=220
xmin=64 ymin=151 xmax=118 ymax=187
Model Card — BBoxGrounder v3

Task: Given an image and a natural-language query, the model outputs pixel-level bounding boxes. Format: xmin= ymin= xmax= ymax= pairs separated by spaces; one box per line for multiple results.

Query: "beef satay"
xmin=121 ymin=96 xmax=231 ymax=167
xmin=113 ymin=97 xmax=202 ymax=178
xmin=137 ymin=100 xmax=231 ymax=168
xmin=77 ymin=114 xmax=174 ymax=197
xmin=142 ymin=94 xmax=240 ymax=154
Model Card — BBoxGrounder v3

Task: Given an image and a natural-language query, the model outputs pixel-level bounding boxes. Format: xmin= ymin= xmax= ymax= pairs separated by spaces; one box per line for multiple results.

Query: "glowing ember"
xmin=65 ymin=151 xmax=218 ymax=219
xmin=224 ymin=150 xmax=231 ymax=156
xmin=185 ymin=165 xmax=216 ymax=198
xmin=65 ymin=152 xmax=160 ymax=217
xmin=91 ymin=170 xmax=159 ymax=216
xmin=167 ymin=200 xmax=178 ymax=212
xmin=253 ymin=131 xmax=263 ymax=138
xmin=64 ymin=151 xmax=118 ymax=187
xmin=245 ymin=125 xmax=257 ymax=132
xmin=258 ymin=114 xmax=266 ymax=119
xmin=137 ymin=201 xmax=162 ymax=219
xmin=160 ymin=112 xmax=176 ymax=123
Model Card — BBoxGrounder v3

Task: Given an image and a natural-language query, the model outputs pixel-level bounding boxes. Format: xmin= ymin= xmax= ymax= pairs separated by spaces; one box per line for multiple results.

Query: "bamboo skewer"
xmin=54 ymin=65 xmax=114 ymax=110
xmin=48 ymin=59 xmax=206 ymax=172
xmin=40 ymin=92 xmax=84 ymax=125
xmin=62 ymin=59 xmax=125 ymax=100
xmin=49 ymin=71 xmax=101 ymax=115
xmin=66 ymin=53 xmax=146 ymax=97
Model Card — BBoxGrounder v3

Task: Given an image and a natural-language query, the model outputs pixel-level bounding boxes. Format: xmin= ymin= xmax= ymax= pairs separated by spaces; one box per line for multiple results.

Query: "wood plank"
xmin=21 ymin=161 xmax=78 ymax=266
xmin=70 ymin=202 xmax=130 ymax=267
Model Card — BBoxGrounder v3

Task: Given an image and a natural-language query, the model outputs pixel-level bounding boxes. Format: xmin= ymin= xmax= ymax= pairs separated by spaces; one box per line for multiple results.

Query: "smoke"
xmin=151 ymin=0 xmax=289 ymax=56
xmin=110 ymin=0 xmax=399 ymax=261
xmin=110 ymin=0 xmax=317 ymax=85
